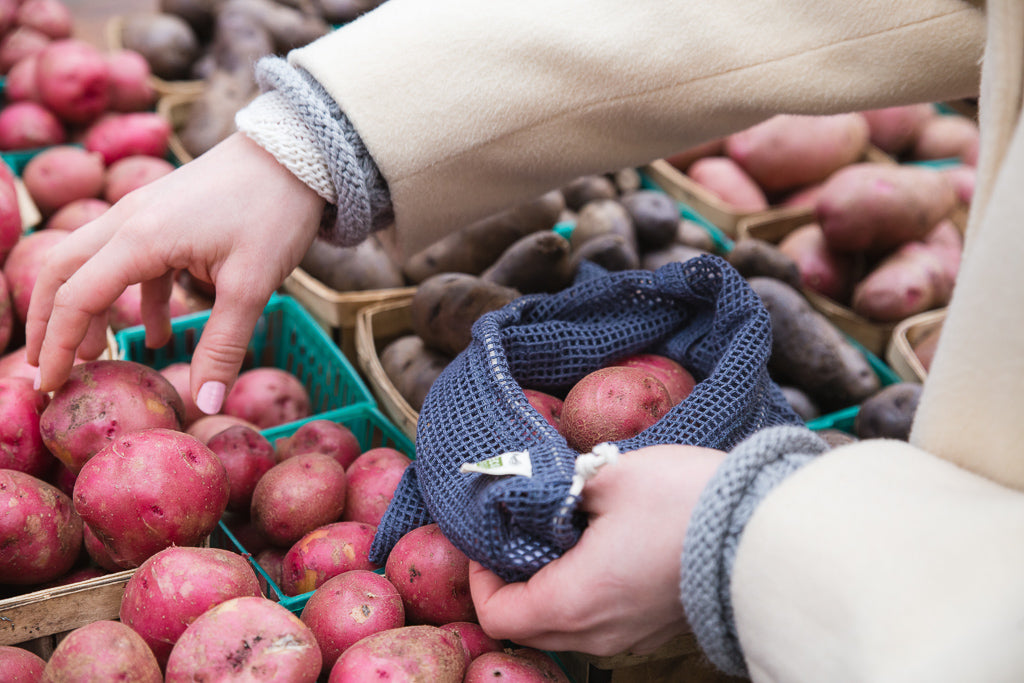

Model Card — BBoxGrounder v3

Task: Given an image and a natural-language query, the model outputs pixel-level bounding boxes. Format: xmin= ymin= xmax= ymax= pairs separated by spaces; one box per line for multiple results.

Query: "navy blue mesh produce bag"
xmin=370 ymin=255 xmax=802 ymax=582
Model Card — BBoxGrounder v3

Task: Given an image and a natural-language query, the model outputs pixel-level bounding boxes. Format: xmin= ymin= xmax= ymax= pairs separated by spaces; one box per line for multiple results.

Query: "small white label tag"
xmin=459 ymin=450 xmax=533 ymax=477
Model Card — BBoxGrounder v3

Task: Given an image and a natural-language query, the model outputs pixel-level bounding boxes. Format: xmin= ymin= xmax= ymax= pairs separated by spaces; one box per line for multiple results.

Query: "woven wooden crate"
xmin=642 ymin=147 xmax=892 ymax=239
xmin=734 ymin=202 xmax=962 ymax=358
xmin=283 ymin=267 xmax=416 ymax=362
xmin=885 ymin=308 xmax=946 ymax=383
xmin=353 ymin=295 xmax=419 ymax=441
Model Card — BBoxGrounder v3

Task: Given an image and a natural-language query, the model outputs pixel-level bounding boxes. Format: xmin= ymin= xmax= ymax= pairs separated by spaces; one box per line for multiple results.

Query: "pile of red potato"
xmin=0 ymin=356 xmax=570 ymax=680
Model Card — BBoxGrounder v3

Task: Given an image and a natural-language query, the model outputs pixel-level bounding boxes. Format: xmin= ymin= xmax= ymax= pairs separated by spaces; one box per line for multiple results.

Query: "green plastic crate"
xmin=115 ymin=293 xmax=376 ymax=423
xmin=216 ymin=403 xmax=414 ymax=614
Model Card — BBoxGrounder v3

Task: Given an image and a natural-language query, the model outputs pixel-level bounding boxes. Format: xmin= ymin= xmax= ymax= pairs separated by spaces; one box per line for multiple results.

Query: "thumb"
xmin=189 ymin=292 xmax=270 ymax=415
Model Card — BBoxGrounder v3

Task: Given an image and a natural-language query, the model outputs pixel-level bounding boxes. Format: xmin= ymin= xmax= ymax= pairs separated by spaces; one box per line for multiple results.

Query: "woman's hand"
xmin=26 ymin=132 xmax=327 ymax=412
xmin=469 ymin=443 xmax=725 ymax=657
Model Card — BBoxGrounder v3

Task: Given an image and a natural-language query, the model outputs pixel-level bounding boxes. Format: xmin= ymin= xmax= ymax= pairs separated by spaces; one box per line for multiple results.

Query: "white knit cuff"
xmin=235 ymin=92 xmax=337 ymax=204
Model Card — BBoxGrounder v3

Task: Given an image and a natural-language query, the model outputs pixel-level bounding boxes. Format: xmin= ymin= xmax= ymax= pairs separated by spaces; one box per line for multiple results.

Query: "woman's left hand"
xmin=469 ymin=443 xmax=725 ymax=657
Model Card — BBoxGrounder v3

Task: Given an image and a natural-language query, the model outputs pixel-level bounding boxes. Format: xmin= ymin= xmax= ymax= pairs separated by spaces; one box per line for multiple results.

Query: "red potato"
xmin=0 ymin=269 xmax=12 ymax=355
xmin=4 ymin=54 xmax=40 ymax=102
xmin=777 ymin=223 xmax=859 ymax=302
xmin=725 ymin=113 xmax=870 ymax=193
xmin=41 ymin=565 xmax=109 ymax=588
xmin=45 ymin=196 xmax=110 ymax=232
xmin=0 ymin=180 xmax=20 ymax=265
xmin=103 ymin=154 xmax=176 ymax=203
xmin=385 ymin=523 xmax=476 ymax=626
xmin=0 ymin=27 xmax=50 ymax=74
xmin=275 ymin=419 xmax=362 ymax=469
xmin=559 ymin=366 xmax=673 ymax=453
xmin=686 ymin=156 xmax=769 ymax=212
xmin=0 ymin=645 xmax=46 ymax=681
xmin=860 ymin=104 xmax=936 ymax=155
xmin=16 ymin=0 xmax=73 ymax=40
xmin=159 ymin=361 xmax=202 ymax=426
xmin=187 ymin=413 xmax=261 ymax=444
xmin=83 ymin=111 xmax=171 ymax=165
xmin=82 ymin=522 xmax=123 ymax=571
xmin=254 ymin=546 xmax=287 ymax=598
xmin=220 ymin=510 xmax=272 ymax=558
xmin=165 ymin=596 xmax=322 ymax=683
xmin=663 ymin=138 xmax=726 ymax=172
xmin=301 ymin=570 xmax=406 ymax=672
xmin=464 ymin=649 xmax=571 ymax=683
xmin=911 ymin=114 xmax=980 ymax=165
xmin=106 ymin=279 xmax=191 ymax=331
xmin=206 ymin=424 xmax=277 ymax=512
xmin=35 ymin=39 xmax=111 ymax=125
xmin=120 ymin=546 xmax=262 ymax=667
xmin=439 ymin=622 xmax=502 ymax=663
xmin=73 ymin=428 xmax=230 ymax=569
xmin=3 ymin=229 xmax=70 ymax=323
xmin=0 ymin=376 xmax=52 ymax=479
xmin=50 ymin=460 xmax=76 ymax=497
xmin=21 ymin=145 xmax=105 ymax=215
xmin=523 ymin=388 xmax=563 ymax=430
xmin=39 ymin=359 xmax=185 ymax=474
xmin=0 ymin=469 xmax=82 ymax=585
xmin=42 ymin=620 xmax=162 ymax=682
xmin=251 ymin=453 xmax=348 ymax=547
xmin=0 ymin=0 xmax=17 ymax=36
xmin=851 ymin=229 xmax=960 ymax=322
xmin=341 ymin=446 xmax=412 ymax=527
xmin=608 ymin=353 xmax=696 ymax=405
xmin=105 ymin=48 xmax=156 ymax=112
xmin=223 ymin=366 xmax=312 ymax=430
xmin=281 ymin=521 xmax=379 ymax=596
xmin=328 ymin=625 xmax=466 ymax=683
xmin=0 ymin=100 xmax=65 ymax=150
xmin=815 ymin=163 xmax=958 ymax=253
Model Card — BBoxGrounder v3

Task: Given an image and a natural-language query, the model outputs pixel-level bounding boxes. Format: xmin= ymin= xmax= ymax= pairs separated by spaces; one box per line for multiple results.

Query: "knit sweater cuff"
xmin=236 ymin=92 xmax=337 ymax=204
xmin=240 ymin=55 xmax=393 ymax=246
xmin=680 ymin=425 xmax=830 ymax=677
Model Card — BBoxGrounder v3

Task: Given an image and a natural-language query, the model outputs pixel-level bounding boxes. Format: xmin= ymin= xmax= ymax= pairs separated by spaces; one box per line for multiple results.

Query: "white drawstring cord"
xmin=567 ymin=442 xmax=621 ymax=498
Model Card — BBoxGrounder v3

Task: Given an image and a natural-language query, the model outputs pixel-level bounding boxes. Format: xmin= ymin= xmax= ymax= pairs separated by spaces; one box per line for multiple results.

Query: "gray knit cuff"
xmin=681 ymin=425 xmax=830 ymax=677
xmin=251 ymin=56 xmax=393 ymax=246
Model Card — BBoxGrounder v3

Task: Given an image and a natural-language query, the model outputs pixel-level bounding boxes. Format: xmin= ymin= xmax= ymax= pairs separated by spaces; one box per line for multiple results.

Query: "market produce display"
xmin=0 ymin=4 xmax=983 ymax=680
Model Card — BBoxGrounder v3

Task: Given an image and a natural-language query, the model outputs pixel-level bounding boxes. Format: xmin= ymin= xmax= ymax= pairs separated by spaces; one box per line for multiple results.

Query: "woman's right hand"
xmin=26 ymin=132 xmax=327 ymax=413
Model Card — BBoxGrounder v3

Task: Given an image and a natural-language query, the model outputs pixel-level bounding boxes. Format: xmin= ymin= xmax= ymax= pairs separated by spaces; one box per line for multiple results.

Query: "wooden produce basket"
xmin=353 ymin=295 xmax=419 ymax=441
xmin=106 ymin=15 xmax=206 ymax=99
xmin=0 ymin=571 xmax=134 ymax=650
xmin=886 ymin=307 xmax=946 ymax=383
xmin=283 ymin=266 xmax=416 ymax=362
xmin=734 ymin=205 xmax=962 ymax=357
xmin=736 ymin=210 xmax=897 ymax=356
xmin=642 ymin=147 xmax=893 ymax=239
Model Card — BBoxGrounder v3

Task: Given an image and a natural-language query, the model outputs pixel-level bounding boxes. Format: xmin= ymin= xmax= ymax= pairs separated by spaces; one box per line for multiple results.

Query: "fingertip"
xmin=196 ymin=381 xmax=226 ymax=415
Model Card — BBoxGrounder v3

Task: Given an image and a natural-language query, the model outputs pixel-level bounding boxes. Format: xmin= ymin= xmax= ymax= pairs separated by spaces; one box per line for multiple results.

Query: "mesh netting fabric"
xmin=369 ymin=256 xmax=803 ymax=582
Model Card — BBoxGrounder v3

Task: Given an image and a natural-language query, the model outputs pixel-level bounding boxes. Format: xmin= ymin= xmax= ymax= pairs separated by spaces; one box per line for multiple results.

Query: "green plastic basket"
xmin=115 ymin=293 xmax=376 ymax=422
xmin=216 ymin=403 xmax=415 ymax=615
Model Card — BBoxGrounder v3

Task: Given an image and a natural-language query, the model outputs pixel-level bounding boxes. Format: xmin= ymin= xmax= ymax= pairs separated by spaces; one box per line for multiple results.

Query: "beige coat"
xmin=293 ymin=1 xmax=1024 ymax=678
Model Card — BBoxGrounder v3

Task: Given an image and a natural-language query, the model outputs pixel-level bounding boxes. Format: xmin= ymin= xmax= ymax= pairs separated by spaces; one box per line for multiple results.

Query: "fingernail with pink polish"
xmin=196 ymin=381 xmax=226 ymax=415
xmin=33 ymin=368 xmax=41 ymax=391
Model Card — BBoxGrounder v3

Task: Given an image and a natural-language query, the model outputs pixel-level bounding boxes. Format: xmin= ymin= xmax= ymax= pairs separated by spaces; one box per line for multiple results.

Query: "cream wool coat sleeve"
xmin=287 ymin=0 xmax=984 ymax=257
xmin=732 ymin=2 xmax=1024 ymax=680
